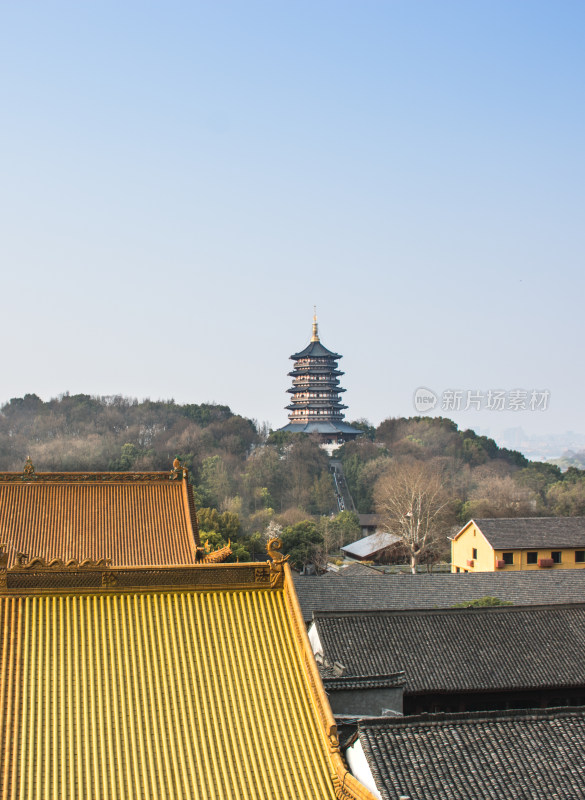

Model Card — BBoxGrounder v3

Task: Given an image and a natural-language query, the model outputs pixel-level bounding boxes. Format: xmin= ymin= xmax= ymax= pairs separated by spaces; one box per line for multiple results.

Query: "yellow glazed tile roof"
xmin=0 ymin=471 xmax=201 ymax=567
xmin=0 ymin=566 xmax=374 ymax=800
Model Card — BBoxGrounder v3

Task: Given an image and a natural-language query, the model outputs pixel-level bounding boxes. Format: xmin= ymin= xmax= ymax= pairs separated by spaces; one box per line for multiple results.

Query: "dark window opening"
xmin=472 ymin=548 xmax=478 ymax=560
xmin=527 ymin=552 xmax=538 ymax=565
xmin=575 ymin=551 xmax=585 ymax=563
xmin=551 ymin=551 xmax=562 ymax=564
xmin=502 ymin=552 xmax=514 ymax=565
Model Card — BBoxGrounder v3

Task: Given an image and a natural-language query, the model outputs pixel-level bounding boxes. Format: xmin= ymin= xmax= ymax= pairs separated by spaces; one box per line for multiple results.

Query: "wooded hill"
xmin=2 ymin=394 xmax=585 ymax=563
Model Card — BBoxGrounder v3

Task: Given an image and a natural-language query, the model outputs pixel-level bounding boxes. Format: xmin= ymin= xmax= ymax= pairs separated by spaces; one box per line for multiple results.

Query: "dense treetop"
xmin=2 ymin=394 xmax=584 ymax=566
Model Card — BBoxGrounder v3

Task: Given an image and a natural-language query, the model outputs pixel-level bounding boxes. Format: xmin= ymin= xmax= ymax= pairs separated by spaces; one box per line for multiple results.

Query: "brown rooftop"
xmin=0 ymin=461 xmax=201 ymax=568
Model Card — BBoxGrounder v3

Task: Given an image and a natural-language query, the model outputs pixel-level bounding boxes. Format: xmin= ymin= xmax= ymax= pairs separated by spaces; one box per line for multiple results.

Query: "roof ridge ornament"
xmin=267 ymin=537 xmax=289 ymax=587
xmin=311 ymin=306 xmax=319 ymax=342
xmin=0 ymin=545 xmax=6 ymax=589
xmin=23 ymin=457 xmax=35 ymax=478
xmin=171 ymin=457 xmax=188 ymax=480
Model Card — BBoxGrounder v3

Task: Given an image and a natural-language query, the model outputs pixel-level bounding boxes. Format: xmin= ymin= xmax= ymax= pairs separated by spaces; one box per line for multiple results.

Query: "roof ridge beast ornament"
xmin=267 ymin=537 xmax=289 ymax=587
xmin=171 ymin=457 xmax=189 ymax=480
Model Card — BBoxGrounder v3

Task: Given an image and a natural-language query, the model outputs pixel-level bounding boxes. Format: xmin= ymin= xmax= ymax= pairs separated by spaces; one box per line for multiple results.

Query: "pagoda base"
xmin=278 ymin=421 xmax=362 ymax=448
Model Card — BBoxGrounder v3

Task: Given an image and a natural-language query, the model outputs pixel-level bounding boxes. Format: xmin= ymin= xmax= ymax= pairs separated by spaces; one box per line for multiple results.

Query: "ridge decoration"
xmin=23 ymin=457 xmax=35 ymax=478
xmin=13 ymin=555 xmax=111 ymax=570
xmin=267 ymin=537 xmax=289 ymax=587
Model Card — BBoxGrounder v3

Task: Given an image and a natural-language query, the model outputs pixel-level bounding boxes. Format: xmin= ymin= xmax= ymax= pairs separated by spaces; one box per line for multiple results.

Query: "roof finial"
xmin=311 ymin=306 xmax=319 ymax=342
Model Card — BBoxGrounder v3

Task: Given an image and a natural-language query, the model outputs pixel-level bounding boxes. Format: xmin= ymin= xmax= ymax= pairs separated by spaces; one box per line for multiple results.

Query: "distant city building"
xmin=279 ymin=312 xmax=362 ymax=449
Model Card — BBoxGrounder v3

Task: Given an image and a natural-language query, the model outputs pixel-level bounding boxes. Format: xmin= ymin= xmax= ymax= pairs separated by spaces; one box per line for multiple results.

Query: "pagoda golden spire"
xmin=311 ymin=306 xmax=319 ymax=342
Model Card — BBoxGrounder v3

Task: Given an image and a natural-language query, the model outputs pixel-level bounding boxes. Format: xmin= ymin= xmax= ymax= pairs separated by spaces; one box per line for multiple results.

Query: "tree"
xmin=546 ymin=475 xmax=585 ymax=516
xmin=310 ymin=472 xmax=335 ymax=515
xmin=280 ymin=520 xmax=324 ymax=571
xmin=374 ymin=460 xmax=454 ymax=573
xmin=348 ymin=419 xmax=376 ymax=440
xmin=452 ymin=596 xmax=513 ymax=608
xmin=461 ymin=472 xmax=538 ymax=520
xmin=318 ymin=511 xmax=361 ymax=553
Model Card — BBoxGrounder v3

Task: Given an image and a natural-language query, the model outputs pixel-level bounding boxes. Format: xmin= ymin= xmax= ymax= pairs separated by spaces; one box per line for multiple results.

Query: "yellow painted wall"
xmin=451 ymin=522 xmax=495 ymax=572
xmin=451 ymin=521 xmax=585 ymax=572
xmin=492 ymin=548 xmax=585 ymax=571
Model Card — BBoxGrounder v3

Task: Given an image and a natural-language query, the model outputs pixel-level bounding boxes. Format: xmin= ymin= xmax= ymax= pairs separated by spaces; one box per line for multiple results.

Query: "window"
xmin=472 ymin=548 xmax=478 ymax=560
xmin=576 ymin=551 xmax=585 ymax=563
xmin=527 ymin=552 xmax=538 ymax=565
xmin=551 ymin=551 xmax=562 ymax=564
xmin=502 ymin=552 xmax=514 ymax=565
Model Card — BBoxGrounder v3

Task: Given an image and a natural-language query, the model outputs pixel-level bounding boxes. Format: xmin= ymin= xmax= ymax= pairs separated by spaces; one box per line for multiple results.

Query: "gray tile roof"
xmin=313 ymin=604 xmax=585 ymax=694
xmin=357 ymin=707 xmax=585 ymax=800
xmin=294 ymin=569 xmax=585 ymax=621
xmin=341 ymin=532 xmax=402 ymax=559
xmin=336 ymin=562 xmax=385 ymax=577
xmin=471 ymin=516 xmax=585 ymax=549
xmin=290 ymin=339 xmax=341 ymax=359
xmin=320 ymin=671 xmax=406 ymax=692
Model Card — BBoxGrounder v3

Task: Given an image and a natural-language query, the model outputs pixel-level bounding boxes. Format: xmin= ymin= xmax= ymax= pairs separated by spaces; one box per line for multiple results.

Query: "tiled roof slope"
xmin=0 ymin=559 xmax=375 ymax=800
xmin=357 ymin=707 xmax=585 ymax=800
xmin=337 ymin=562 xmax=385 ymax=577
xmin=294 ymin=569 xmax=585 ymax=621
xmin=313 ymin=604 xmax=585 ymax=694
xmin=0 ymin=471 xmax=200 ymax=566
xmin=471 ymin=516 xmax=585 ymax=548
xmin=341 ymin=532 xmax=401 ymax=559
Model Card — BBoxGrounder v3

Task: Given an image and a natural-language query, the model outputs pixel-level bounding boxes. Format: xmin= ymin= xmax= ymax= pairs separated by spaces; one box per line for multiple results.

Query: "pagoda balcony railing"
xmin=287 ymin=409 xmax=347 ymax=415
xmin=289 ymin=382 xmax=343 ymax=389
xmin=289 ymin=368 xmax=343 ymax=375
xmin=293 ymin=358 xmax=338 ymax=367
xmin=289 ymin=398 xmax=345 ymax=408
xmin=288 ymin=417 xmax=345 ymax=423
xmin=290 ymin=382 xmax=343 ymax=389
xmin=288 ymin=395 xmax=342 ymax=401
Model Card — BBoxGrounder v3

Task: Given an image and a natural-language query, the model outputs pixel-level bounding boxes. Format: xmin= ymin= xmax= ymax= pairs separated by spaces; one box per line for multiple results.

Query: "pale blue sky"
xmin=1 ymin=1 xmax=584 ymax=441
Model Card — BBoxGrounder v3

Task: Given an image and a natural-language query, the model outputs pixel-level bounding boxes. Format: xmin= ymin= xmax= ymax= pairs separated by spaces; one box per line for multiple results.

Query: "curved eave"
xmin=290 ymin=341 xmax=342 ymax=360
xmin=279 ymin=421 xmax=363 ymax=436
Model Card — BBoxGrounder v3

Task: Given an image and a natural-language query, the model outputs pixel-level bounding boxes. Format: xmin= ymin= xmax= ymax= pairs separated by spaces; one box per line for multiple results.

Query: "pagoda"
xmin=279 ymin=313 xmax=362 ymax=447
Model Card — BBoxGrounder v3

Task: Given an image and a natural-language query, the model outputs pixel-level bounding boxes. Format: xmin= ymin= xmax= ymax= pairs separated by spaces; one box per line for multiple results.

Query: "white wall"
xmin=308 ymin=622 xmax=323 ymax=657
xmin=345 ymin=739 xmax=382 ymax=800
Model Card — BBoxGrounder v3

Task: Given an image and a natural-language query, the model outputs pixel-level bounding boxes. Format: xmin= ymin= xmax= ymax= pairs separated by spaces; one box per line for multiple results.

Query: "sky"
xmin=1 ymin=1 xmax=584 ymax=446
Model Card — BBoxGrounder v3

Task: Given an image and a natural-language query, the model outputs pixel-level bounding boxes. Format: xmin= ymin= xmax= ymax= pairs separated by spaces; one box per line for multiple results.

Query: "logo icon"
xmin=413 ymin=387 xmax=438 ymax=413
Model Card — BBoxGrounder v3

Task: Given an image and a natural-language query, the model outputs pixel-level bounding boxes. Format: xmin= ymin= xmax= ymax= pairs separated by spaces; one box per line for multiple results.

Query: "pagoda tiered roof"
xmin=291 ymin=340 xmax=341 ymax=360
xmin=280 ymin=315 xmax=362 ymax=441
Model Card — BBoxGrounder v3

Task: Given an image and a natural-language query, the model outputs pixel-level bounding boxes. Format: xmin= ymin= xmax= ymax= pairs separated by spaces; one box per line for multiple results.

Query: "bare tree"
xmin=464 ymin=470 xmax=539 ymax=518
xmin=374 ymin=460 xmax=454 ymax=573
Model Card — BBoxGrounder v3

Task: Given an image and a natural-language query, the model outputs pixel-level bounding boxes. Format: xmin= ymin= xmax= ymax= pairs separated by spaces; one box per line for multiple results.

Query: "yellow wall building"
xmin=451 ymin=518 xmax=585 ymax=573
